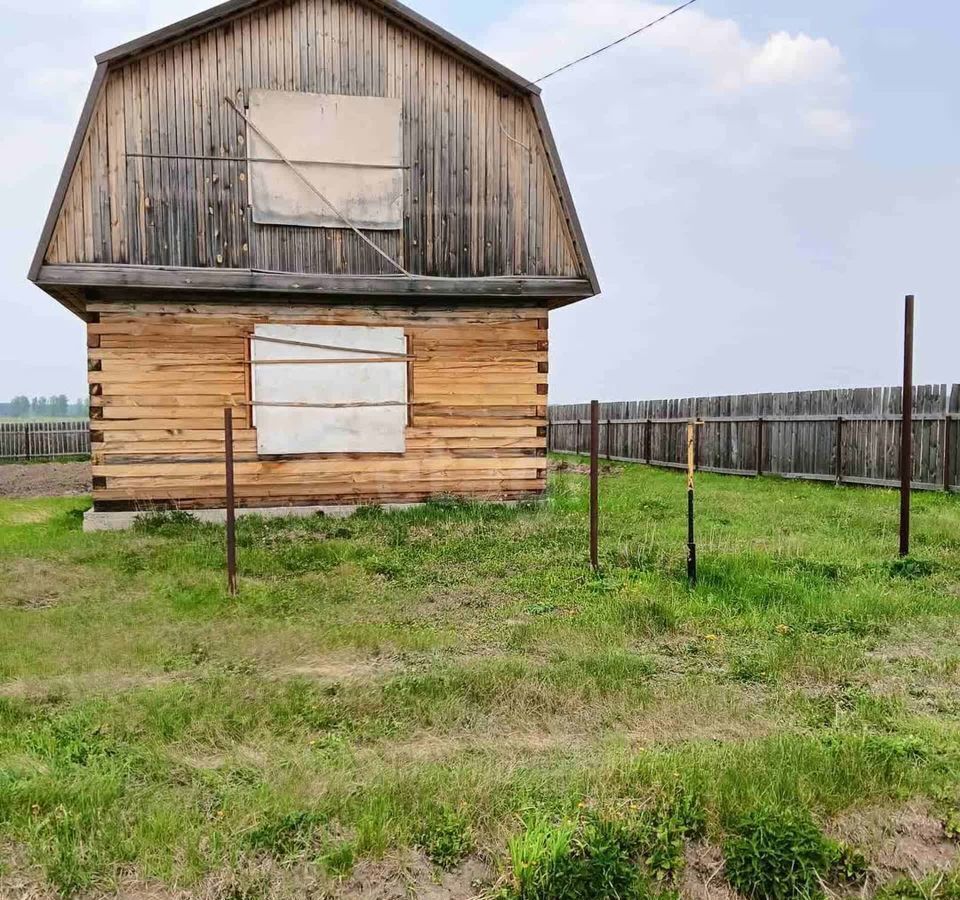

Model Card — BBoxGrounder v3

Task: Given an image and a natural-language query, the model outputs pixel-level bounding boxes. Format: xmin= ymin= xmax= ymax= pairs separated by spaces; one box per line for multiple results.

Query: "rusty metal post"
xmin=900 ymin=295 xmax=915 ymax=557
xmin=590 ymin=400 xmax=599 ymax=572
xmin=686 ymin=420 xmax=697 ymax=587
xmin=835 ymin=416 xmax=844 ymax=485
xmin=943 ymin=412 xmax=952 ymax=493
xmin=224 ymin=408 xmax=238 ymax=596
xmin=756 ymin=416 xmax=764 ymax=476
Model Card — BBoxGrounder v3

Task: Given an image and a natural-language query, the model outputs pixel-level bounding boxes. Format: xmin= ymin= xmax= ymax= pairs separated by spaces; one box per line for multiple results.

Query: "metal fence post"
xmin=687 ymin=420 xmax=698 ymax=587
xmin=756 ymin=416 xmax=764 ymax=476
xmin=590 ymin=400 xmax=599 ymax=571
xmin=900 ymin=295 xmax=915 ymax=557
xmin=224 ymin=408 xmax=238 ymax=596
xmin=943 ymin=412 xmax=952 ymax=493
xmin=835 ymin=416 xmax=844 ymax=485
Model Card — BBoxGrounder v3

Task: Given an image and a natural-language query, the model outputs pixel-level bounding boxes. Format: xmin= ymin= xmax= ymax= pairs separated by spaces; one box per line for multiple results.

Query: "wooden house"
xmin=28 ymin=0 xmax=599 ymax=529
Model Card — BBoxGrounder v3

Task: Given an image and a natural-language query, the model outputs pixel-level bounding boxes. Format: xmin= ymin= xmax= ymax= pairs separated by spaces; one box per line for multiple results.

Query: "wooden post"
xmin=900 ymin=295 xmax=915 ymax=557
xmin=22 ymin=423 xmax=30 ymax=461
xmin=687 ymin=420 xmax=697 ymax=587
xmin=756 ymin=416 xmax=764 ymax=476
xmin=835 ymin=416 xmax=843 ymax=484
xmin=590 ymin=400 xmax=599 ymax=572
xmin=224 ymin=408 xmax=238 ymax=596
xmin=644 ymin=418 xmax=652 ymax=465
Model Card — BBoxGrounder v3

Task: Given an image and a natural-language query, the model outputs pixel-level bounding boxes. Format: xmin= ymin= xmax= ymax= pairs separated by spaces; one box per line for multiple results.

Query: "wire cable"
xmin=534 ymin=0 xmax=701 ymax=84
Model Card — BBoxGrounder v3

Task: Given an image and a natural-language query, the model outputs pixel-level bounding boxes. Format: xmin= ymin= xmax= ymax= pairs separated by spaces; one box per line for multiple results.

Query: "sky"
xmin=3 ymin=0 xmax=958 ymax=404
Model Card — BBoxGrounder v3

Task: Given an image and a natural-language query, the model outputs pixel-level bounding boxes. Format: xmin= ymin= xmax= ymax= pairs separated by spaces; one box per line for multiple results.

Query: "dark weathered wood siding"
xmin=45 ymin=0 xmax=583 ymax=280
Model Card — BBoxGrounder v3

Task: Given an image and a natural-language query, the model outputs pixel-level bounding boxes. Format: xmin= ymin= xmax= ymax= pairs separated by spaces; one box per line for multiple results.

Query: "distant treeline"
xmin=0 ymin=395 xmax=89 ymax=419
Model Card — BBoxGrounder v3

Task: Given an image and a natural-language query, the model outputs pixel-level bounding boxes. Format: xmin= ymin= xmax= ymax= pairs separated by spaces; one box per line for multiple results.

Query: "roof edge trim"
xmin=36 ymin=264 xmax=595 ymax=304
xmin=95 ymin=0 xmax=541 ymax=96
xmin=529 ymin=95 xmax=600 ymax=296
xmin=27 ymin=63 xmax=109 ymax=284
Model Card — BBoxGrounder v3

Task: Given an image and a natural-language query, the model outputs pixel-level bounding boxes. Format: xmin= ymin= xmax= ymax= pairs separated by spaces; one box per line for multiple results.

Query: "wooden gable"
xmin=31 ymin=0 xmax=597 ymax=306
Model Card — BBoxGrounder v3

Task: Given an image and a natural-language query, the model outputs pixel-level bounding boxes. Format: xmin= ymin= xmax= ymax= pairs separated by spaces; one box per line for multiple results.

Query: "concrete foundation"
xmin=82 ymin=502 xmax=425 ymax=532
xmin=82 ymin=499 xmax=522 ymax=532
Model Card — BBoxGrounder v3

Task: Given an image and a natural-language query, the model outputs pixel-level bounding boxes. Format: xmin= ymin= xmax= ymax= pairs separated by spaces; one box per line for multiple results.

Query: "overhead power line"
xmin=534 ymin=0 xmax=701 ymax=84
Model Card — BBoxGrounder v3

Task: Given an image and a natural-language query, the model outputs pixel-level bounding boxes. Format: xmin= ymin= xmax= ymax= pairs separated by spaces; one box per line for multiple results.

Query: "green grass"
xmin=1 ymin=460 xmax=960 ymax=896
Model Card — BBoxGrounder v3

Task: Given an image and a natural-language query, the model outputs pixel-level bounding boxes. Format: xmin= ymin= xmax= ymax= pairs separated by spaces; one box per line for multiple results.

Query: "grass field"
xmin=1 ymin=459 xmax=960 ymax=898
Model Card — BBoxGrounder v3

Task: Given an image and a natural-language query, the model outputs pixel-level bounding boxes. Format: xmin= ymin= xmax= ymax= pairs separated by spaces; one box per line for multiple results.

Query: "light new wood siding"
xmin=88 ymin=301 xmax=548 ymax=509
xmin=45 ymin=0 xmax=582 ymax=280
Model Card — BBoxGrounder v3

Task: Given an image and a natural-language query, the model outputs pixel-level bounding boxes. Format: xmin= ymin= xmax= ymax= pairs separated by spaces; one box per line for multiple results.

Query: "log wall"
xmin=88 ymin=300 xmax=549 ymax=509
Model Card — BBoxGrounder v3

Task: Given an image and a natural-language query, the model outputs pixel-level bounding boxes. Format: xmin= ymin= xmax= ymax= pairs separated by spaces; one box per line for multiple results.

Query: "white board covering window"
xmin=247 ymin=89 xmax=403 ymax=230
xmin=251 ymin=324 xmax=407 ymax=455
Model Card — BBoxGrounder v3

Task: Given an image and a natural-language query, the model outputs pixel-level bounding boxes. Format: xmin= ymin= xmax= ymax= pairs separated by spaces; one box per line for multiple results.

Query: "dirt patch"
xmin=336 ymin=853 xmax=493 ymax=899
xmin=0 ymin=842 xmax=58 ymax=900
xmin=830 ymin=800 xmax=959 ymax=884
xmin=270 ymin=653 xmax=401 ymax=683
xmin=0 ymin=850 xmax=493 ymax=900
xmin=0 ymin=462 xmax=90 ymax=499
xmin=681 ymin=841 xmax=735 ymax=900
xmin=0 ymin=559 xmax=93 ymax=610
xmin=376 ymin=684 xmax=777 ymax=765
xmin=0 ymin=671 xmax=177 ymax=701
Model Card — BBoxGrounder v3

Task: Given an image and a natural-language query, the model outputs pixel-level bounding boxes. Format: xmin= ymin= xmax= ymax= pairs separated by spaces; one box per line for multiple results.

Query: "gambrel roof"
xmin=30 ymin=0 xmax=599 ymax=317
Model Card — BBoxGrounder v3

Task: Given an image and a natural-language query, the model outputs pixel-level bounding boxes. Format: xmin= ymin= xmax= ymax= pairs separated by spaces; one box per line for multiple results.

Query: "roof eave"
xmin=36 ymin=264 xmax=596 ymax=307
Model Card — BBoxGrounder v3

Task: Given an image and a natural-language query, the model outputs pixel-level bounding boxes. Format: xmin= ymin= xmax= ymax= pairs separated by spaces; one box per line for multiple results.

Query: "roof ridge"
xmin=95 ymin=0 xmax=540 ymax=96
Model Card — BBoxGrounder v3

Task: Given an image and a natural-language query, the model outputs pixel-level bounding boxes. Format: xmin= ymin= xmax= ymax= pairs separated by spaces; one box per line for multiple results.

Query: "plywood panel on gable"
xmin=44 ymin=0 xmax=582 ymax=279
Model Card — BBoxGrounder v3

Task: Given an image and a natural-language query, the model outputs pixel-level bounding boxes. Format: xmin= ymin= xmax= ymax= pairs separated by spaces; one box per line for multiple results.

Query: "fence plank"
xmin=0 ymin=420 xmax=91 ymax=461
xmin=550 ymin=384 xmax=959 ymax=492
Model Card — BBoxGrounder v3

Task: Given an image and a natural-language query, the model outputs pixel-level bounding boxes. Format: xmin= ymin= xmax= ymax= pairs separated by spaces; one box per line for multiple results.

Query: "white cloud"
xmin=485 ymin=0 xmax=854 ymax=150
xmin=476 ymin=1 xmax=900 ymax=402
xmin=742 ymin=31 xmax=845 ymax=88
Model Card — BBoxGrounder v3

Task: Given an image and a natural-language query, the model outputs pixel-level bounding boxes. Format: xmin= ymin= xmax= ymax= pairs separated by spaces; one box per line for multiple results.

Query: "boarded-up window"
xmin=247 ymin=89 xmax=403 ymax=230
xmin=251 ymin=324 xmax=407 ymax=455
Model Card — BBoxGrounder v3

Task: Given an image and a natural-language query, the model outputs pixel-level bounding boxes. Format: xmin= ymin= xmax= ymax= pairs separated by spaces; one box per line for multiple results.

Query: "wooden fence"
xmin=0 ymin=421 xmax=90 ymax=461
xmin=548 ymin=384 xmax=960 ymax=492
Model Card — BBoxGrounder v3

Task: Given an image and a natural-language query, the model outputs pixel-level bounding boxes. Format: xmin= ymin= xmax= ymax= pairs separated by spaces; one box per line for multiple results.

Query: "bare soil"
xmin=681 ymin=842 xmax=735 ymax=900
xmin=830 ymin=800 xmax=960 ymax=885
xmin=0 ymin=462 xmax=90 ymax=499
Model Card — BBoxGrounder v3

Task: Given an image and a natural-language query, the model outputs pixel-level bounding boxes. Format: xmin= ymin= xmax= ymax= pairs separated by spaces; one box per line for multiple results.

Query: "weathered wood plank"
xmin=37 ymin=0 xmax=589 ymax=285
xmin=89 ymin=300 xmax=547 ymax=508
